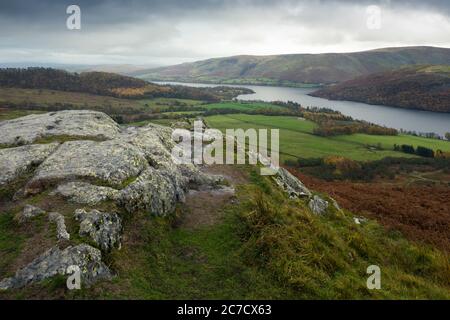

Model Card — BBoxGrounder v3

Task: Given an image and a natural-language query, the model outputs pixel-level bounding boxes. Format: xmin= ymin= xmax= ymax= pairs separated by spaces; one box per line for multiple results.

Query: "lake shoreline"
xmin=307 ymin=92 xmax=450 ymax=115
xmin=155 ymin=81 xmax=450 ymax=137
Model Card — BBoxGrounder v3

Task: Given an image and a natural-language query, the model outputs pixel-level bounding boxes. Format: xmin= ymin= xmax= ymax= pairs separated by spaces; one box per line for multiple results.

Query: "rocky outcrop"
xmin=118 ymin=124 xmax=176 ymax=170
xmin=74 ymin=209 xmax=122 ymax=252
xmin=309 ymin=195 xmax=329 ymax=215
xmin=118 ymin=167 xmax=187 ymax=216
xmin=0 ymin=110 xmax=120 ymax=147
xmin=0 ymin=244 xmax=111 ymax=290
xmin=16 ymin=204 xmax=46 ymax=223
xmin=273 ymin=169 xmax=340 ymax=216
xmin=0 ymin=110 xmax=231 ymax=291
xmin=274 ymin=168 xmax=312 ymax=198
xmin=48 ymin=212 xmax=70 ymax=241
xmin=51 ymin=181 xmax=120 ymax=205
xmin=0 ymin=143 xmax=59 ymax=188
xmin=25 ymin=139 xmax=149 ymax=194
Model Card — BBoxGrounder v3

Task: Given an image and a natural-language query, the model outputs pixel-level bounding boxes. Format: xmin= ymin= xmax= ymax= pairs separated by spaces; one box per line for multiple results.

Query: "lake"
xmin=156 ymin=81 xmax=450 ymax=137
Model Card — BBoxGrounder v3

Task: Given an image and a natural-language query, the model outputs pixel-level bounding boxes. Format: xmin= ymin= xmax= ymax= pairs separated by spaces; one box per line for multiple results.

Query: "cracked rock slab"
xmin=51 ymin=181 xmax=120 ymax=206
xmin=25 ymin=139 xmax=148 ymax=194
xmin=0 ymin=143 xmax=59 ymax=188
xmin=75 ymin=209 xmax=122 ymax=252
xmin=118 ymin=167 xmax=188 ymax=216
xmin=118 ymin=124 xmax=178 ymax=171
xmin=0 ymin=110 xmax=120 ymax=147
xmin=0 ymin=244 xmax=111 ymax=290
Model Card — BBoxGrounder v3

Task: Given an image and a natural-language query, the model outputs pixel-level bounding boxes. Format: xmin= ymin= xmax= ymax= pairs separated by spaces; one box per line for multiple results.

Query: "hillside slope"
xmin=0 ymin=111 xmax=449 ymax=299
xmin=134 ymin=46 xmax=450 ymax=86
xmin=0 ymin=68 xmax=252 ymax=102
xmin=310 ymin=65 xmax=450 ymax=113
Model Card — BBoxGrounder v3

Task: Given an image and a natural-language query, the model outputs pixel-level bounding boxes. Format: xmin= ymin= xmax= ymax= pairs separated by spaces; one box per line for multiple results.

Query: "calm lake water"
xmin=156 ymin=81 xmax=450 ymax=137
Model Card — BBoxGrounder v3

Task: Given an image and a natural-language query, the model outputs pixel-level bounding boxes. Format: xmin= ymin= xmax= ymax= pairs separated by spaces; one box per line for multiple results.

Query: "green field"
xmin=137 ymin=97 xmax=203 ymax=111
xmin=203 ymin=101 xmax=286 ymax=112
xmin=204 ymin=114 xmax=450 ymax=162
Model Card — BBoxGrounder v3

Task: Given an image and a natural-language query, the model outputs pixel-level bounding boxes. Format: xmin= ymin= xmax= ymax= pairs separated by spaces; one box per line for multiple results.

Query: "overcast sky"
xmin=0 ymin=0 xmax=449 ymax=66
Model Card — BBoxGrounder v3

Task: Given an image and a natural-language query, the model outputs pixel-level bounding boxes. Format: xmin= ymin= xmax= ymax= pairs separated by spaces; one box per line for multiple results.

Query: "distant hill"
xmin=310 ymin=65 xmax=450 ymax=113
xmin=72 ymin=64 xmax=158 ymax=75
xmin=0 ymin=63 xmax=156 ymax=75
xmin=0 ymin=68 xmax=252 ymax=101
xmin=133 ymin=46 xmax=450 ymax=86
xmin=0 ymin=68 xmax=148 ymax=96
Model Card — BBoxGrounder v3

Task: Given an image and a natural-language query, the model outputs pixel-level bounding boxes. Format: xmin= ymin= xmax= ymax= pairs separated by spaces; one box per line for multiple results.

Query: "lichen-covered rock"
xmin=274 ymin=168 xmax=312 ymax=198
xmin=51 ymin=181 xmax=120 ymax=205
xmin=15 ymin=204 xmax=46 ymax=223
xmin=309 ymin=195 xmax=329 ymax=215
xmin=118 ymin=124 xmax=177 ymax=171
xmin=0 ymin=143 xmax=59 ymax=188
xmin=2 ymin=111 xmax=226 ymax=219
xmin=25 ymin=139 xmax=148 ymax=194
xmin=118 ymin=167 xmax=187 ymax=216
xmin=74 ymin=209 xmax=122 ymax=252
xmin=0 ymin=110 xmax=120 ymax=147
xmin=0 ymin=244 xmax=111 ymax=290
xmin=48 ymin=212 xmax=70 ymax=241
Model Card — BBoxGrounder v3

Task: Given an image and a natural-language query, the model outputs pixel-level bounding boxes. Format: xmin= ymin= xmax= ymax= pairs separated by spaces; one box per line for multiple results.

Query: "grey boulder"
xmin=274 ymin=168 xmax=312 ymax=198
xmin=16 ymin=204 xmax=46 ymax=223
xmin=0 ymin=244 xmax=111 ymax=290
xmin=51 ymin=181 xmax=120 ymax=206
xmin=74 ymin=209 xmax=122 ymax=252
xmin=309 ymin=195 xmax=329 ymax=215
xmin=118 ymin=167 xmax=187 ymax=216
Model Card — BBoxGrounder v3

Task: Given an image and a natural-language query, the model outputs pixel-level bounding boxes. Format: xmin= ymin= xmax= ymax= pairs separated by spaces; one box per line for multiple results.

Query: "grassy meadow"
xmin=204 ymin=114 xmax=450 ymax=162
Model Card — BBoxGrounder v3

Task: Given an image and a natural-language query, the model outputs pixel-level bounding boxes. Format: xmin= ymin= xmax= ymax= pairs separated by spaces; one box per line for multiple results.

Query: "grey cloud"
xmin=0 ymin=0 xmax=449 ymax=65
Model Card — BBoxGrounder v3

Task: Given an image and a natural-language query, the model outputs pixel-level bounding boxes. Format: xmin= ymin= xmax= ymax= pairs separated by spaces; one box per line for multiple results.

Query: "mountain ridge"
xmin=133 ymin=46 xmax=450 ymax=86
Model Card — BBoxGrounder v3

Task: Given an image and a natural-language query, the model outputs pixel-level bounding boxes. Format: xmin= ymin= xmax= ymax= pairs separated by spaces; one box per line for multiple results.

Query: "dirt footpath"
xmin=180 ymin=165 xmax=250 ymax=230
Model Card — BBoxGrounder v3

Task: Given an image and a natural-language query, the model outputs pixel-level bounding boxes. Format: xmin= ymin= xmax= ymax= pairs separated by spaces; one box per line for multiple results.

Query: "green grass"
xmin=80 ymin=210 xmax=292 ymax=299
xmin=203 ymin=101 xmax=287 ymax=112
xmin=0 ymin=213 xmax=25 ymax=277
xmin=33 ymin=135 xmax=107 ymax=145
xmin=1 ymin=167 xmax=449 ymax=299
xmin=137 ymin=98 xmax=203 ymax=112
xmin=0 ymin=109 xmax=46 ymax=121
xmin=130 ymin=119 xmax=180 ymax=127
xmin=333 ymin=134 xmax=450 ymax=152
xmin=74 ymin=173 xmax=450 ymax=299
xmin=204 ymin=114 xmax=450 ymax=162
xmin=233 ymin=181 xmax=450 ymax=299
